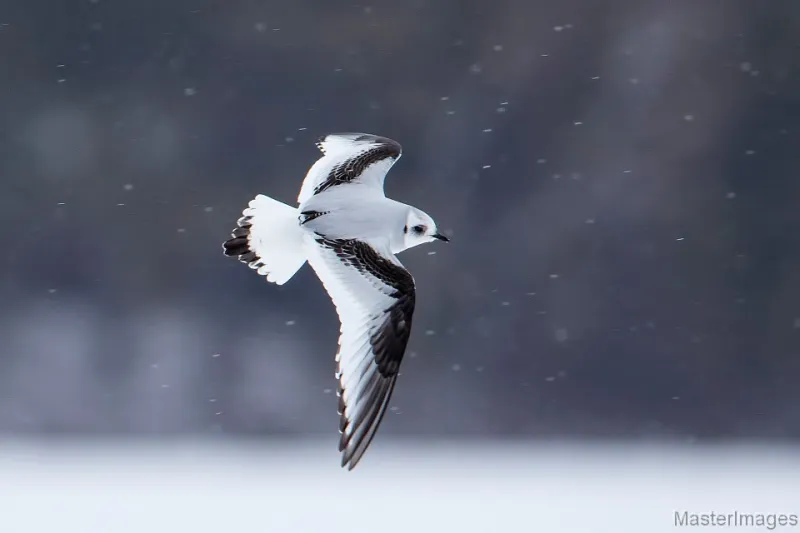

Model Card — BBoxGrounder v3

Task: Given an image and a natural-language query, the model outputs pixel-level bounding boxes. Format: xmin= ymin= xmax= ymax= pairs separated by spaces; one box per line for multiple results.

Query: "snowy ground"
xmin=0 ymin=439 xmax=798 ymax=533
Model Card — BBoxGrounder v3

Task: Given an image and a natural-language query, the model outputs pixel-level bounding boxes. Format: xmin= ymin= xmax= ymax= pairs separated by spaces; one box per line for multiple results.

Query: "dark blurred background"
xmin=2 ymin=0 xmax=799 ymax=442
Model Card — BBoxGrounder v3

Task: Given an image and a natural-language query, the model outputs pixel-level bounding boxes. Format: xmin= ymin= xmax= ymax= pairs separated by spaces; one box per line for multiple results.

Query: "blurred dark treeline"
xmin=1 ymin=0 xmax=799 ymax=439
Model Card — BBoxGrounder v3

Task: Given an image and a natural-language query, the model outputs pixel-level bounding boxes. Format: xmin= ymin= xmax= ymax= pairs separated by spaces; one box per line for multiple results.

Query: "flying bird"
xmin=222 ymin=133 xmax=449 ymax=470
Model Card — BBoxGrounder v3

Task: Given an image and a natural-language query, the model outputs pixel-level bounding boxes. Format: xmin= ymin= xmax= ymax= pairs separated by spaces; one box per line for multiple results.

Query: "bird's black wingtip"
xmin=341 ymin=450 xmax=361 ymax=471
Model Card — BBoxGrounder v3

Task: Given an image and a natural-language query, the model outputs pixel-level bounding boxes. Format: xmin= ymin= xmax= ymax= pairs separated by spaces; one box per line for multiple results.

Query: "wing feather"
xmin=304 ymin=234 xmax=415 ymax=470
xmin=296 ymin=133 xmax=402 ymax=204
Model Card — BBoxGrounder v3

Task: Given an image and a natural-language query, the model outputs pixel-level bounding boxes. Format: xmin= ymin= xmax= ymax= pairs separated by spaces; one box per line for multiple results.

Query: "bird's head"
xmin=401 ymin=208 xmax=449 ymax=251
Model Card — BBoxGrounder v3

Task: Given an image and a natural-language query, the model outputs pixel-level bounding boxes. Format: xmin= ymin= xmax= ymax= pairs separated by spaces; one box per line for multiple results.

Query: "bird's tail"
xmin=222 ymin=194 xmax=307 ymax=285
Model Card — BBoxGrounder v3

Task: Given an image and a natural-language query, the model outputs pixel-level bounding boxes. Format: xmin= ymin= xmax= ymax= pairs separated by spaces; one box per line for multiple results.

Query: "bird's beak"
xmin=432 ymin=233 xmax=450 ymax=242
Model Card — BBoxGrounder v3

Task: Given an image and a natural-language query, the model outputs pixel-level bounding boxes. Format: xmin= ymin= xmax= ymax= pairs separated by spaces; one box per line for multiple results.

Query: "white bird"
xmin=222 ymin=133 xmax=449 ymax=469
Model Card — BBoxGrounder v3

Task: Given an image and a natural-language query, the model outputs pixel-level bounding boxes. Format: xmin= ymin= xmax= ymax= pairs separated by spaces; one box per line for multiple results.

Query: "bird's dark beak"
xmin=433 ymin=233 xmax=450 ymax=242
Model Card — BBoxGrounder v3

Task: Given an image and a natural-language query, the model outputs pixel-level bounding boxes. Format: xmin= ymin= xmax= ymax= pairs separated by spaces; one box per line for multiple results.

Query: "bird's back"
xmin=300 ymin=187 xmax=408 ymax=246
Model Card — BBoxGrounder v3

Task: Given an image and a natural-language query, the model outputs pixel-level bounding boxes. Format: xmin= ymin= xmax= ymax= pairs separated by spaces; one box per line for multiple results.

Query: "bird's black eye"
xmin=412 ymin=224 xmax=426 ymax=234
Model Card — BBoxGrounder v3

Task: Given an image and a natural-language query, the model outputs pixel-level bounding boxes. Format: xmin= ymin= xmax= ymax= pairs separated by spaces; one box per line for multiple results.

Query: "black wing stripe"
xmin=312 ymin=135 xmax=402 ymax=197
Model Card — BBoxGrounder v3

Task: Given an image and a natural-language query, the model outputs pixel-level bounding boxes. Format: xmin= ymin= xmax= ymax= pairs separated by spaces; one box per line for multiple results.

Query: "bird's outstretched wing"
xmin=297 ymin=133 xmax=403 ymax=205
xmin=305 ymin=234 xmax=415 ymax=470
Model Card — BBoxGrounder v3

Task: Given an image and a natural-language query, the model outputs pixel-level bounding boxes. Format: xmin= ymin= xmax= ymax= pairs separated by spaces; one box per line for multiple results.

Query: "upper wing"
xmin=305 ymin=234 xmax=415 ymax=470
xmin=296 ymin=133 xmax=403 ymax=205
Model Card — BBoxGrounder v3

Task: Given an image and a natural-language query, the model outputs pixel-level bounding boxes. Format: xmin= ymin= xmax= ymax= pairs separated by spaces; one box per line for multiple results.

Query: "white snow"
xmin=0 ymin=440 xmax=797 ymax=533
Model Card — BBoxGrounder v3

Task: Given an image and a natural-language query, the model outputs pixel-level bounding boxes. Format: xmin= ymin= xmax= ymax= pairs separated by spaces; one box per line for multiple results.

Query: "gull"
xmin=222 ymin=133 xmax=449 ymax=469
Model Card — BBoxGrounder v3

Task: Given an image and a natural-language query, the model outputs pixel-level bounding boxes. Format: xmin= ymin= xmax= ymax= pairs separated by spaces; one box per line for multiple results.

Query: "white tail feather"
xmin=222 ymin=194 xmax=307 ymax=285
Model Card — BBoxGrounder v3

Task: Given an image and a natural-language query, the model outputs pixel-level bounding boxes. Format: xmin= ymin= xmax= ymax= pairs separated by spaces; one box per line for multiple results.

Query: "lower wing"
xmin=304 ymin=233 xmax=415 ymax=469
